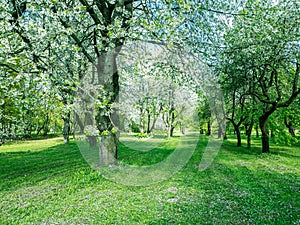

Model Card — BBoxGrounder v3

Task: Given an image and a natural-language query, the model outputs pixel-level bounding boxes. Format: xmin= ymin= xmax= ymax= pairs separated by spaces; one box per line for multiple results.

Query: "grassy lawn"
xmin=0 ymin=135 xmax=299 ymax=224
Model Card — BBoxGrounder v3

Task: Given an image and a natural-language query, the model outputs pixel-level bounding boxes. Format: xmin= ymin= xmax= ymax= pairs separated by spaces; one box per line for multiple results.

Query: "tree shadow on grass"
xmin=221 ymin=137 xmax=300 ymax=160
xmin=0 ymin=141 xmax=89 ymax=192
xmin=145 ymin=158 xmax=299 ymax=225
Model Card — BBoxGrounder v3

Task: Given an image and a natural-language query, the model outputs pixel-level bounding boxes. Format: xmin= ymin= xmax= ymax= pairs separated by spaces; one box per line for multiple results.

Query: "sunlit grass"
xmin=0 ymin=134 xmax=299 ymax=224
xmin=0 ymin=137 xmax=63 ymax=152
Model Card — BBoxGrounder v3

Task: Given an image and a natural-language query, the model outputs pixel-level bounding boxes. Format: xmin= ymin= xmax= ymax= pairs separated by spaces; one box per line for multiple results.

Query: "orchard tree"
xmin=220 ymin=0 xmax=300 ymax=153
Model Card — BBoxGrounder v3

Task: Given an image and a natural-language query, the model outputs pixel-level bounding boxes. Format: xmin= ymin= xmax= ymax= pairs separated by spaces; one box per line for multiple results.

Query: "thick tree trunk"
xmin=168 ymin=125 xmax=175 ymax=137
xmin=259 ymin=116 xmax=270 ymax=153
xmin=99 ymin=132 xmax=118 ymax=165
xmin=95 ymin=52 xmax=119 ymax=166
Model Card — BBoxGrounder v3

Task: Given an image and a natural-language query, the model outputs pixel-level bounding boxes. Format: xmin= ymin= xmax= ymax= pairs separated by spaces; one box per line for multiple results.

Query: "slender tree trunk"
xmin=218 ymin=125 xmax=223 ymax=138
xmin=139 ymin=107 xmax=145 ymax=134
xmin=149 ymin=117 xmax=158 ymax=133
xmin=246 ymin=121 xmax=254 ymax=148
xmin=207 ymin=119 xmax=211 ymax=135
xmin=146 ymin=111 xmax=151 ymax=134
xmin=234 ymin=124 xmax=242 ymax=147
xmin=75 ymin=112 xmax=84 ymax=134
xmin=43 ymin=114 xmax=50 ymax=136
xmin=271 ymin=130 xmax=275 ymax=138
xmin=62 ymin=113 xmax=70 ymax=144
xmin=149 ymin=106 xmax=162 ymax=133
xmin=84 ymin=108 xmax=97 ymax=147
xmin=180 ymin=123 xmax=185 ymax=135
xmin=284 ymin=116 xmax=296 ymax=137
xmin=36 ymin=122 xmax=44 ymax=136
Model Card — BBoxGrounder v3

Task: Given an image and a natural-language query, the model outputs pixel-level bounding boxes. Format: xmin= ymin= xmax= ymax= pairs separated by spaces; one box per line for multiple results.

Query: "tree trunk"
xmin=62 ymin=113 xmax=70 ymax=144
xmin=284 ymin=116 xmax=296 ymax=137
xmin=246 ymin=125 xmax=252 ymax=148
xmin=180 ymin=123 xmax=185 ymax=135
xmin=42 ymin=114 xmax=50 ymax=136
xmin=259 ymin=116 xmax=270 ymax=153
xmin=168 ymin=125 xmax=175 ymax=137
xmin=271 ymin=130 xmax=275 ymax=138
xmin=218 ymin=125 xmax=223 ymax=139
xmin=234 ymin=125 xmax=242 ymax=147
xmin=75 ymin=112 xmax=84 ymax=134
xmin=146 ymin=111 xmax=151 ymax=134
xmin=95 ymin=52 xmax=119 ymax=166
xmin=36 ymin=122 xmax=44 ymax=136
xmin=84 ymin=108 xmax=97 ymax=147
xmin=245 ymin=120 xmax=254 ymax=148
xmin=247 ymin=132 xmax=251 ymax=148
xmin=139 ymin=107 xmax=145 ymax=134
xmin=207 ymin=119 xmax=211 ymax=135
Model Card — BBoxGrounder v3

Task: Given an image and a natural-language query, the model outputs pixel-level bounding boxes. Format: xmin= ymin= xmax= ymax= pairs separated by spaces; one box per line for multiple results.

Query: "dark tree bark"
xmin=245 ymin=119 xmax=254 ymax=148
xmin=259 ymin=115 xmax=270 ymax=153
xmin=284 ymin=116 xmax=296 ymax=137
xmin=233 ymin=124 xmax=242 ymax=147
xmin=255 ymin=63 xmax=300 ymax=153
xmin=207 ymin=119 xmax=211 ymax=136
xmin=227 ymin=117 xmax=246 ymax=147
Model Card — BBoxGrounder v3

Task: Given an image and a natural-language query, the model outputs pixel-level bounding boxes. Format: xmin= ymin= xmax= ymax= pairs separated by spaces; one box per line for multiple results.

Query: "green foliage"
xmin=218 ymin=0 xmax=300 ymax=151
xmin=135 ymin=132 xmax=148 ymax=138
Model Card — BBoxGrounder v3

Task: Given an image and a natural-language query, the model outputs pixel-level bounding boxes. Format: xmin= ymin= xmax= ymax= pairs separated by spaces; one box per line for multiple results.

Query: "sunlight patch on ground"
xmin=0 ymin=137 xmax=63 ymax=153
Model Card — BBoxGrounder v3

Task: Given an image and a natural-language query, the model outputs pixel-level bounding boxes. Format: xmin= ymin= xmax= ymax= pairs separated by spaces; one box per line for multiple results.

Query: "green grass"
xmin=0 ymin=135 xmax=299 ymax=224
